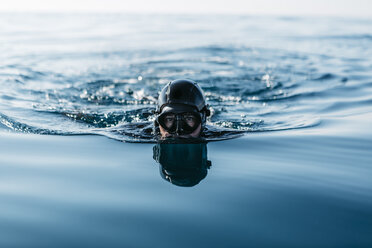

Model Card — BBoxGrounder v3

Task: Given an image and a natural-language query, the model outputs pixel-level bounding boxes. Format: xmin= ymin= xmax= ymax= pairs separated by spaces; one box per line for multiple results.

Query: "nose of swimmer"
xmin=175 ymin=119 xmax=182 ymax=135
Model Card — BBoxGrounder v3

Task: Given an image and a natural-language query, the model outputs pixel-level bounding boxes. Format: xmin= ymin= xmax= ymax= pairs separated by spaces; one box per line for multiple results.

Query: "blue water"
xmin=0 ymin=13 xmax=372 ymax=247
xmin=1 ymin=131 xmax=372 ymax=247
xmin=2 ymin=13 xmax=371 ymax=141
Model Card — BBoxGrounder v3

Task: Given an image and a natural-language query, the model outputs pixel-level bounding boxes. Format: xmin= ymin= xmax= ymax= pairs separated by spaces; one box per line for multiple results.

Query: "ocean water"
xmin=2 ymin=13 xmax=371 ymax=141
xmin=0 ymin=13 xmax=372 ymax=247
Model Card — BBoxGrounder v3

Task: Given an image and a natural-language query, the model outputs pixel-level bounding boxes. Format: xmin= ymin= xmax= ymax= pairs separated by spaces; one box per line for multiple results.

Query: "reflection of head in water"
xmin=155 ymin=79 xmax=210 ymax=139
xmin=153 ymin=142 xmax=211 ymax=187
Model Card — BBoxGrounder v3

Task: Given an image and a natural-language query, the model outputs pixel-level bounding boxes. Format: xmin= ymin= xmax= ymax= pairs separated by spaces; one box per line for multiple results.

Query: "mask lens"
xmin=182 ymin=113 xmax=198 ymax=129
xmin=158 ymin=113 xmax=177 ymax=133
xmin=163 ymin=114 xmax=175 ymax=129
xmin=158 ymin=112 xmax=201 ymax=135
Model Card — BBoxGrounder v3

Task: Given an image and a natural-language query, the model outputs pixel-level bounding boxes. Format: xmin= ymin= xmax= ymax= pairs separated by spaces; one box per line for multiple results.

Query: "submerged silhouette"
xmin=153 ymin=142 xmax=212 ymax=187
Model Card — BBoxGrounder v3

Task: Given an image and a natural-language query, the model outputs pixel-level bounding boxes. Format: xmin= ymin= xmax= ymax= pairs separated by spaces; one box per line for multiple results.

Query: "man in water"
xmin=153 ymin=79 xmax=211 ymax=186
xmin=155 ymin=79 xmax=210 ymax=139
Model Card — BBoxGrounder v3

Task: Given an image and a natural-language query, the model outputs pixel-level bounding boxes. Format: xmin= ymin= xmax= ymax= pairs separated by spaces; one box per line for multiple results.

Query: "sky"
xmin=1 ymin=0 xmax=372 ymax=17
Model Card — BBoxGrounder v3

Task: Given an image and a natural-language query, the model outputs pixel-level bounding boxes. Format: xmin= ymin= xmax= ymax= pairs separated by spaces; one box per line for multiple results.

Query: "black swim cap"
xmin=156 ymin=79 xmax=209 ymax=115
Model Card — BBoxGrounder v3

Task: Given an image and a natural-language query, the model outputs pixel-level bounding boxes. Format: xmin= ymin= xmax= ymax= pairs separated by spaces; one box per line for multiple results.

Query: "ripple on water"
xmin=1 ymin=15 xmax=371 ymax=142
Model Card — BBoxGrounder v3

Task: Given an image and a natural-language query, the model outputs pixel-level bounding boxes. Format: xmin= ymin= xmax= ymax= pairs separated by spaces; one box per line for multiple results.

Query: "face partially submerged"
xmin=159 ymin=123 xmax=202 ymax=138
xmin=156 ymin=79 xmax=210 ymax=139
xmin=158 ymin=112 xmax=202 ymax=138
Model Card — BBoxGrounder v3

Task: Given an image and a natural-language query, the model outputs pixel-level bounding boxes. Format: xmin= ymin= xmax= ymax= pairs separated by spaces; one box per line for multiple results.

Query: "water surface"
xmin=0 ymin=13 xmax=372 ymax=247
xmin=1 ymin=14 xmax=371 ymax=141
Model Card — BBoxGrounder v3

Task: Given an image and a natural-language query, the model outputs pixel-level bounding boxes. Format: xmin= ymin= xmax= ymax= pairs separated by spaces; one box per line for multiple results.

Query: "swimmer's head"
xmin=155 ymin=79 xmax=210 ymax=138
